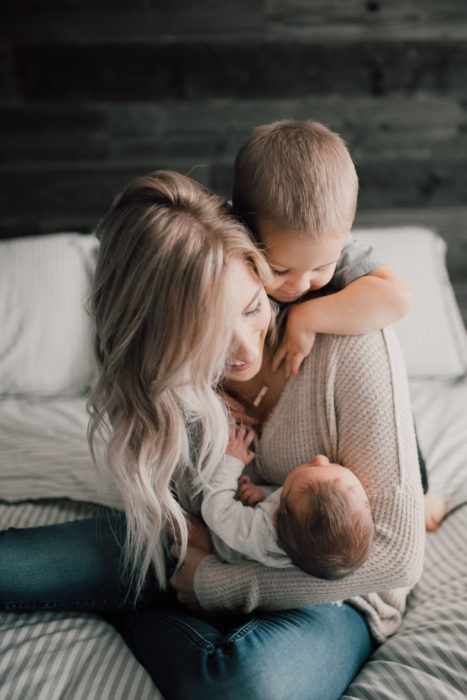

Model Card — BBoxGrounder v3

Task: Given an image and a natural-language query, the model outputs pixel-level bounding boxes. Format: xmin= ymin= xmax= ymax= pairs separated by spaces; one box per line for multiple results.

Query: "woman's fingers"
xmin=169 ymin=545 xmax=210 ymax=612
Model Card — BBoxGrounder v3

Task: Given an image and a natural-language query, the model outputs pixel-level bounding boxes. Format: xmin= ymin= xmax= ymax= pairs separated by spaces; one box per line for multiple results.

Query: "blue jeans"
xmin=0 ymin=514 xmax=372 ymax=699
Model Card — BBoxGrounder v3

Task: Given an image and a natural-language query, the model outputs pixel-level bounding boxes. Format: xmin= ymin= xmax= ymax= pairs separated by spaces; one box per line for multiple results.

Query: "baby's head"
xmin=232 ymin=120 xmax=358 ymax=303
xmin=274 ymin=455 xmax=374 ymax=580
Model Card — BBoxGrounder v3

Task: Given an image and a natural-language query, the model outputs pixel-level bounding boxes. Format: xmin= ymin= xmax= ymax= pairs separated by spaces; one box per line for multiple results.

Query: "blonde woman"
xmin=0 ymin=171 xmax=424 ymax=700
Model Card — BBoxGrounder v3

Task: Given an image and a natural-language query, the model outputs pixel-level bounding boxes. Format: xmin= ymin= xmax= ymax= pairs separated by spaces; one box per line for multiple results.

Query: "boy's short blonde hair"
xmin=233 ymin=120 xmax=359 ymax=239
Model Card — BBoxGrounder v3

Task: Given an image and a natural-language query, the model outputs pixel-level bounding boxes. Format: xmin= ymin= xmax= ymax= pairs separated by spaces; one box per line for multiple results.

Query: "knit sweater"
xmin=185 ymin=329 xmax=426 ymax=643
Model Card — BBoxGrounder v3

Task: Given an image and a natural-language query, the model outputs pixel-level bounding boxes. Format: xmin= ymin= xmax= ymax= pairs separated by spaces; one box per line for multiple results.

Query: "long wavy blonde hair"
xmin=87 ymin=170 xmax=270 ymax=596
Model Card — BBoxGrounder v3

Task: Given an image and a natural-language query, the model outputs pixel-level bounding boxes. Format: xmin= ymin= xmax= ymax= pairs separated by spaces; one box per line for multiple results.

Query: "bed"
xmin=1 ymin=227 xmax=466 ymax=699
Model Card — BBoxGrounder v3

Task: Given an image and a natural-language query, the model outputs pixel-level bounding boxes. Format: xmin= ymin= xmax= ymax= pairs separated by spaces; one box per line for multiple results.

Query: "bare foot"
xmin=424 ymin=490 xmax=447 ymax=532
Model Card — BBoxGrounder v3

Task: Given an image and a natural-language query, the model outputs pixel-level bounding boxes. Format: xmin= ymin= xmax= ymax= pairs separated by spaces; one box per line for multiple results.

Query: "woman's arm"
xmin=192 ymin=329 xmax=425 ymax=613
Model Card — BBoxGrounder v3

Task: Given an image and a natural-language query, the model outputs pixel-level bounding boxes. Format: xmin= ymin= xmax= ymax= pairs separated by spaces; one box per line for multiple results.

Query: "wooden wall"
xmin=2 ymin=0 xmax=467 ymax=321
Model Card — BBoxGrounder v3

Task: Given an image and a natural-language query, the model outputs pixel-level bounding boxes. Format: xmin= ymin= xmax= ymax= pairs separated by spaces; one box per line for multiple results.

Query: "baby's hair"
xmin=276 ymin=478 xmax=374 ymax=580
xmin=232 ymin=120 xmax=358 ymax=240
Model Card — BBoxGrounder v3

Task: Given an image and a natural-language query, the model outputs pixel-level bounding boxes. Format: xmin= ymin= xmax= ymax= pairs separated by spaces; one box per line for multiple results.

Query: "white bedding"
xmin=0 ymin=398 xmax=122 ymax=508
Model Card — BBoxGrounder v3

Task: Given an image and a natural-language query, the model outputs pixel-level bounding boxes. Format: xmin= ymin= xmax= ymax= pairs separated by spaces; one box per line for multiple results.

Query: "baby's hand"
xmin=218 ymin=391 xmax=261 ymax=426
xmin=271 ymin=307 xmax=317 ymax=378
xmin=237 ymin=475 xmax=265 ymax=506
xmin=226 ymin=424 xmax=255 ymax=465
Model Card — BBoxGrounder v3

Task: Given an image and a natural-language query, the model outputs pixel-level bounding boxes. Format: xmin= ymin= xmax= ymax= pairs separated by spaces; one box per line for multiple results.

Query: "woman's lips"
xmin=228 ymin=360 xmax=254 ymax=372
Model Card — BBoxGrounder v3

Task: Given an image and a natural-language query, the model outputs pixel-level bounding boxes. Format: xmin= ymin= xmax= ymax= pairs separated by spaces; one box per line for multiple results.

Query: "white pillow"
xmin=352 ymin=226 xmax=467 ymax=378
xmin=0 ymin=233 xmax=98 ymax=397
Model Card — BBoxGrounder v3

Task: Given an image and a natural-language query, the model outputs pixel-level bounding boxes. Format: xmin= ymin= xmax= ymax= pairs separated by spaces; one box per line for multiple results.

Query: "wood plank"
xmin=3 ymin=1 xmax=264 ymax=41
xmin=13 ymin=39 xmax=467 ymax=101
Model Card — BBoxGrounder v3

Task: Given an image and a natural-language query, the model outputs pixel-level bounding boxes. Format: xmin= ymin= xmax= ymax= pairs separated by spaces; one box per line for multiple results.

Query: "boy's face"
xmin=257 ymin=219 xmax=349 ymax=303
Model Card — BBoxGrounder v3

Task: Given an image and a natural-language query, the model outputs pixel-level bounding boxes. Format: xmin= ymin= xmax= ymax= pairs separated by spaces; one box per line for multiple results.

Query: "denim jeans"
xmin=0 ymin=514 xmax=372 ymax=699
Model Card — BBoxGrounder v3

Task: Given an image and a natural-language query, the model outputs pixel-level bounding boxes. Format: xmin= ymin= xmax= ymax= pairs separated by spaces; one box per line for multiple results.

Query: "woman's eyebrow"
xmin=243 ymin=286 xmax=261 ymax=312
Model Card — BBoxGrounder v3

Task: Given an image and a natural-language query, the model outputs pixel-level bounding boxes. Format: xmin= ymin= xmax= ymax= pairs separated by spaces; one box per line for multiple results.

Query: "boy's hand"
xmin=226 ymin=424 xmax=255 ymax=465
xmin=237 ymin=475 xmax=265 ymax=506
xmin=271 ymin=306 xmax=317 ymax=378
xmin=218 ymin=391 xmax=261 ymax=427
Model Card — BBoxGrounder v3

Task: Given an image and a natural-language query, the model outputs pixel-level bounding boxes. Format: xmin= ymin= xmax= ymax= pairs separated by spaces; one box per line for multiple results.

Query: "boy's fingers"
xmin=271 ymin=346 xmax=286 ymax=373
xmin=292 ymin=353 xmax=304 ymax=376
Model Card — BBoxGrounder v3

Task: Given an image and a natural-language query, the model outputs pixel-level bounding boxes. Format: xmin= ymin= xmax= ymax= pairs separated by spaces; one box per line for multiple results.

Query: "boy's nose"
xmin=286 ymin=273 xmax=312 ymax=295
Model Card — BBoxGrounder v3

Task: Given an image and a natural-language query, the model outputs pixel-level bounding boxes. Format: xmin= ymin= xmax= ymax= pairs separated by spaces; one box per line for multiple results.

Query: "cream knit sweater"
xmin=188 ymin=329 xmax=425 ymax=643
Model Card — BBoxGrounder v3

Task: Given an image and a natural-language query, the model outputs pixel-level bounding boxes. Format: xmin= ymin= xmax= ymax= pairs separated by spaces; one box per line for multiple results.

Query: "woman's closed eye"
xmin=244 ymin=300 xmax=263 ymax=317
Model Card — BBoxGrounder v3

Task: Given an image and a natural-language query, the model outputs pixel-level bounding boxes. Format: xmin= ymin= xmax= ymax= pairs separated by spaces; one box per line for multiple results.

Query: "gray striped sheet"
xmin=410 ymin=378 xmax=467 ymax=511
xmin=0 ymin=398 xmax=122 ymax=508
xmin=343 ymin=504 xmax=467 ymax=699
xmin=0 ymin=500 xmax=162 ymax=700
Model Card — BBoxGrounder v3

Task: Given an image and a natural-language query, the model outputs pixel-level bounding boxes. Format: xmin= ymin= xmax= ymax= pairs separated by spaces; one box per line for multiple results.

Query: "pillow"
xmin=352 ymin=227 xmax=467 ymax=379
xmin=0 ymin=233 xmax=99 ymax=397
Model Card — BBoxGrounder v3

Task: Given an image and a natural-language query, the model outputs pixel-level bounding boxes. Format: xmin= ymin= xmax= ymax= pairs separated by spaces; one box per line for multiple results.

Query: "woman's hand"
xmin=169 ymin=544 xmax=210 ymax=612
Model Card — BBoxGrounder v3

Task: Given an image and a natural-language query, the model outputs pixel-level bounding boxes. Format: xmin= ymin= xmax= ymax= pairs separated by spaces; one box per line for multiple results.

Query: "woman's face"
xmin=225 ymin=259 xmax=271 ymax=382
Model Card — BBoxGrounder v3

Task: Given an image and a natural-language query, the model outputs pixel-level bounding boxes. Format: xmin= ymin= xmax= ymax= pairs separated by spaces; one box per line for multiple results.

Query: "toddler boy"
xmin=232 ymin=120 xmax=412 ymax=376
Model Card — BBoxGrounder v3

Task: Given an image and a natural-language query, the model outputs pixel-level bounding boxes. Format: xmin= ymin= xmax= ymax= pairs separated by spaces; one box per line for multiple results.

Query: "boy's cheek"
xmin=264 ymin=277 xmax=283 ymax=294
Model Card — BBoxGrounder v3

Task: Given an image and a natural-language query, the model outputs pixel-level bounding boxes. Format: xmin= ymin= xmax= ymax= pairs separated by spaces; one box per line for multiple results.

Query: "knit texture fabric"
xmin=190 ymin=329 xmax=425 ymax=642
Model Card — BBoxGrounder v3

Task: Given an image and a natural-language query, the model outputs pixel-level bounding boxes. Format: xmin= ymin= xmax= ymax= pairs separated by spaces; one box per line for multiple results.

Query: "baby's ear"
xmin=272 ymin=509 xmax=278 ymax=528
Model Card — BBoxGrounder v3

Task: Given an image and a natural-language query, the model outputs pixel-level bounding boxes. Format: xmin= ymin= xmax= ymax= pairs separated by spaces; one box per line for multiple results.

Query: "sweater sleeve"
xmin=194 ymin=329 xmax=425 ymax=613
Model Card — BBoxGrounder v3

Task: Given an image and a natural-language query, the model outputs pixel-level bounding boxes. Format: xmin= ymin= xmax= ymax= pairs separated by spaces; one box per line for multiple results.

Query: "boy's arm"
xmin=273 ymin=266 xmax=412 ymax=377
xmin=293 ymin=265 xmax=412 ymax=335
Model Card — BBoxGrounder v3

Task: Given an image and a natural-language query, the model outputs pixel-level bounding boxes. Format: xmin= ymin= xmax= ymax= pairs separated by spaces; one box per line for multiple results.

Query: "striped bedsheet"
xmin=344 ymin=504 xmax=467 ymax=699
xmin=0 ymin=501 xmax=161 ymax=700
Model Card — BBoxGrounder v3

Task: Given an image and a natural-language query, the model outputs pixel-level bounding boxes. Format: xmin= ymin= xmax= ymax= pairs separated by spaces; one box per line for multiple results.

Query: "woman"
xmin=0 ymin=171 xmax=424 ymax=699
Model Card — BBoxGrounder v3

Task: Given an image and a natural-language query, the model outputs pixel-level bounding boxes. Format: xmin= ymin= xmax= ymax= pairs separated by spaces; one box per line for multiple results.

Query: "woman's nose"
xmin=233 ymin=329 xmax=261 ymax=363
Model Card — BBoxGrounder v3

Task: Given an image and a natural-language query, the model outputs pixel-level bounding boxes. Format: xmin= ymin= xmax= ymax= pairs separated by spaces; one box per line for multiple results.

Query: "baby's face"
xmin=257 ymin=219 xmax=348 ymax=303
xmin=281 ymin=455 xmax=368 ymax=512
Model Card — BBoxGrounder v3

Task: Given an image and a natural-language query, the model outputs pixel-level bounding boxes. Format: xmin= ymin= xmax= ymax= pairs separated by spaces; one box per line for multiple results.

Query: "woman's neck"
xmin=224 ymin=345 xmax=289 ymax=424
